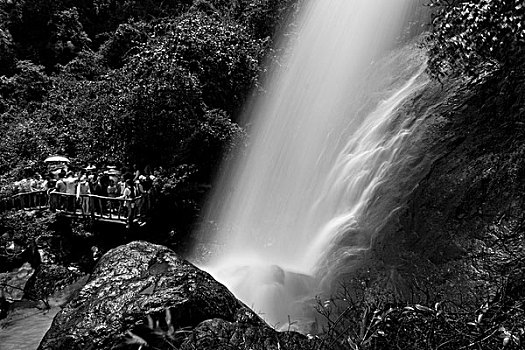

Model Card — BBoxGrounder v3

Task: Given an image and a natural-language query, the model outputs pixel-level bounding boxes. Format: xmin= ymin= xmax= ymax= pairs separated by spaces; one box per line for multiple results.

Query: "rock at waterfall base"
xmin=38 ymin=241 xmax=314 ymax=350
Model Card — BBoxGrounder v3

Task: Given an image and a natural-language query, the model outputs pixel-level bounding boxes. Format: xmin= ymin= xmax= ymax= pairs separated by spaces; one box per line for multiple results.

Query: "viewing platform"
xmin=0 ymin=190 xmax=150 ymax=227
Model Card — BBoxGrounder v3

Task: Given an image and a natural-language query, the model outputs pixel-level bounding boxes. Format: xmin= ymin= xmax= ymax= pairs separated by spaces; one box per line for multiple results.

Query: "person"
xmin=64 ymin=172 xmax=78 ymax=212
xmin=106 ymin=179 xmax=118 ymax=213
xmin=93 ymin=175 xmax=108 ymax=215
xmin=88 ymin=174 xmax=97 ymax=193
xmin=119 ymin=179 xmax=135 ymax=200
xmin=140 ymin=175 xmax=154 ymax=217
xmin=46 ymin=172 xmax=56 ymax=190
xmin=77 ymin=175 xmax=91 ymax=215
xmin=118 ymin=179 xmax=136 ymax=217
xmin=117 ymin=176 xmax=126 ymax=197
xmin=135 ymin=176 xmax=146 ymax=196
xmin=53 ymin=171 xmax=67 ymax=210
xmin=30 ymin=173 xmax=45 ymax=207
xmin=17 ymin=177 xmax=31 ymax=208
xmin=132 ymin=164 xmax=141 ymax=182
xmin=143 ymin=164 xmax=152 ymax=176
xmin=134 ymin=176 xmax=146 ymax=217
xmin=107 ymin=180 xmax=118 ymax=198
xmin=43 ymin=173 xmax=54 ymax=208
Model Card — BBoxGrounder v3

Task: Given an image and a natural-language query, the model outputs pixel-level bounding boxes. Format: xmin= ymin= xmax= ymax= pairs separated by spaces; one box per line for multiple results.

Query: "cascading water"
xmin=191 ymin=0 xmax=430 ymax=328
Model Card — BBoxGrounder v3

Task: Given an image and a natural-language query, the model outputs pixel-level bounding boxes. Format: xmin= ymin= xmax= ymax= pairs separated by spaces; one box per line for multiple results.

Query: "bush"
xmin=315 ymin=285 xmax=525 ymax=350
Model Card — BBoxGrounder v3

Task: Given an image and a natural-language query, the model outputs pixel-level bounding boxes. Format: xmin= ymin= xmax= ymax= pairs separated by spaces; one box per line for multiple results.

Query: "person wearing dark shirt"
xmin=53 ymin=172 xmax=67 ymax=210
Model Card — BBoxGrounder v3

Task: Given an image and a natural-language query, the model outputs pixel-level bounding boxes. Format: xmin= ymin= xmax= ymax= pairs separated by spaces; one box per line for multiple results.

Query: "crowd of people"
xmin=9 ymin=163 xmax=163 ymax=219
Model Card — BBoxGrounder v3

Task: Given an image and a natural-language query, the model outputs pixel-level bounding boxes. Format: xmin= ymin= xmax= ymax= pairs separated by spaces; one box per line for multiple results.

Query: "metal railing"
xmin=0 ymin=190 xmax=48 ymax=212
xmin=49 ymin=191 xmax=149 ymax=225
xmin=0 ymin=190 xmax=150 ymax=226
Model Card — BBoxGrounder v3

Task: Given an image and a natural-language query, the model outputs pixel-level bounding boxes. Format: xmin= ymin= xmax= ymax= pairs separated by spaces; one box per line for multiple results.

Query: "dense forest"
xmin=0 ymin=0 xmax=303 ymax=173
xmin=0 ymin=0 xmax=524 ymax=349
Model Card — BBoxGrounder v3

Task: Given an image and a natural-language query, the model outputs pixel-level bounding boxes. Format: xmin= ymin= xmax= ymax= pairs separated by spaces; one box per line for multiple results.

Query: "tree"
xmin=98 ymin=22 xmax=148 ymax=68
xmin=0 ymin=60 xmax=50 ymax=108
xmin=426 ymin=0 xmax=525 ymax=78
xmin=48 ymin=7 xmax=91 ymax=65
xmin=140 ymin=12 xmax=264 ymax=115
xmin=0 ymin=27 xmax=16 ymax=76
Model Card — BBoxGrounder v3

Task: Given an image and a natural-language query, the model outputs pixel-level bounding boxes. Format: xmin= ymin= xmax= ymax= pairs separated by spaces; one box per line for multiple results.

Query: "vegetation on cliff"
xmin=426 ymin=0 xmax=525 ymax=78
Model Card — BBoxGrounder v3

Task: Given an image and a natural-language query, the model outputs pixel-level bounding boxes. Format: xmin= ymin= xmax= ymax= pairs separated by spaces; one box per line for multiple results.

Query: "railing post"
xmin=49 ymin=190 xmax=56 ymax=212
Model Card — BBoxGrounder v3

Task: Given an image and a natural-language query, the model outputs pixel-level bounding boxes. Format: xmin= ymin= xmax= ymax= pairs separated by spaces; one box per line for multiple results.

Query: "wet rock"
xmin=0 ymin=240 xmax=41 ymax=272
xmin=38 ymin=241 xmax=314 ymax=350
xmin=0 ymin=262 xmax=34 ymax=302
xmin=24 ymin=264 xmax=86 ymax=303
xmin=179 ymin=307 xmax=313 ymax=350
xmin=0 ymin=263 xmax=35 ymax=320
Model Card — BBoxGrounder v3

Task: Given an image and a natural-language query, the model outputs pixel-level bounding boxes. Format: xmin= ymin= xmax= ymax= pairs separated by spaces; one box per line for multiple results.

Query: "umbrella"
xmin=105 ymin=169 xmax=121 ymax=175
xmin=44 ymin=155 xmax=70 ymax=163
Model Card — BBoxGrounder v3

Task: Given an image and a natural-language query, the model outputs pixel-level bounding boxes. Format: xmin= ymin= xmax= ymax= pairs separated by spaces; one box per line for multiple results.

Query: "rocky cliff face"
xmin=38 ymin=241 xmax=314 ymax=350
xmin=367 ymin=66 xmax=525 ymax=305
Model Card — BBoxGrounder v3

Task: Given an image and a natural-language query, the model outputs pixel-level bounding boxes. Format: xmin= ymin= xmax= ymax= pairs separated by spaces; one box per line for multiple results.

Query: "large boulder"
xmin=38 ymin=241 xmax=314 ymax=350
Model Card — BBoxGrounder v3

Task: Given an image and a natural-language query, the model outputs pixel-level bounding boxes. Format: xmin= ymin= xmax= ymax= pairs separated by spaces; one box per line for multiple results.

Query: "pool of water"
xmin=0 ymin=264 xmax=87 ymax=349
xmin=0 ymin=306 xmax=59 ymax=350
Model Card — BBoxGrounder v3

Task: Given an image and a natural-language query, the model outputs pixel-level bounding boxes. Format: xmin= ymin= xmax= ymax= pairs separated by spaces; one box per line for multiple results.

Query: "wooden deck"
xmin=0 ymin=190 xmax=149 ymax=226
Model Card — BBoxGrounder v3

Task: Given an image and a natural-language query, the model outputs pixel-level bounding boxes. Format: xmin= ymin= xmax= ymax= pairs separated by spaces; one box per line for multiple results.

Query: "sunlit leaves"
xmin=426 ymin=0 xmax=525 ymax=78
xmin=133 ymin=12 xmax=264 ymax=114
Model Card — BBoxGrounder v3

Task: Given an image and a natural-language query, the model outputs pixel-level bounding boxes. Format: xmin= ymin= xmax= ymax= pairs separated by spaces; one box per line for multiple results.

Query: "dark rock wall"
xmin=369 ymin=67 xmax=525 ymax=305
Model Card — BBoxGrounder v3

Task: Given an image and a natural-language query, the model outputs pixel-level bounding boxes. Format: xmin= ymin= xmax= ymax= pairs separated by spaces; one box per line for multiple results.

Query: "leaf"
xmin=415 ymin=304 xmax=434 ymax=313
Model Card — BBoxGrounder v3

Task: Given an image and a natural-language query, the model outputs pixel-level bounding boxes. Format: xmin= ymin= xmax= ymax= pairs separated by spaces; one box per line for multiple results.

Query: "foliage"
xmin=48 ymin=7 xmax=91 ymax=65
xmin=426 ymin=0 xmax=525 ymax=78
xmin=0 ymin=11 xmax=257 ymax=172
xmin=315 ymin=284 xmax=525 ymax=350
xmin=199 ymin=0 xmax=302 ymax=40
xmin=238 ymin=0 xmax=300 ymax=40
xmin=148 ymin=165 xmax=202 ymax=239
xmin=0 ymin=60 xmax=50 ymax=108
xmin=0 ymin=27 xmax=15 ymax=76
xmin=89 ymin=0 xmax=193 ymax=36
xmin=61 ymin=49 xmax=108 ymax=80
xmin=98 ymin=22 xmax=148 ymax=68
xmin=140 ymin=13 xmax=264 ymax=115
xmin=0 ymin=210 xmax=52 ymax=272
xmin=4 ymin=1 xmax=87 ymax=69
xmin=182 ymin=108 xmax=247 ymax=177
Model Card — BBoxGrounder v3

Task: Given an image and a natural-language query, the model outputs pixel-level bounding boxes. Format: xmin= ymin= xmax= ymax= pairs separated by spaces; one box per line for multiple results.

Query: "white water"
xmin=192 ymin=0 xmax=429 ymax=328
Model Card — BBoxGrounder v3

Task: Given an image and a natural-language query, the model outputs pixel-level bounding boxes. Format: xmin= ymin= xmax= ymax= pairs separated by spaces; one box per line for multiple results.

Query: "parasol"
xmin=44 ymin=155 xmax=70 ymax=163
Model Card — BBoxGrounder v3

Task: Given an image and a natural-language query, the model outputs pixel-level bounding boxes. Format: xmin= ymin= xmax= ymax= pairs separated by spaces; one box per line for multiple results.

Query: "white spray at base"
xmin=191 ymin=0 xmax=429 ymax=328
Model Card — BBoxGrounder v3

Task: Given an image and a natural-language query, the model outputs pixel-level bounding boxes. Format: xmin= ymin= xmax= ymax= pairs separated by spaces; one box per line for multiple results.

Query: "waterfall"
xmin=191 ymin=0 xmax=429 ymax=328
